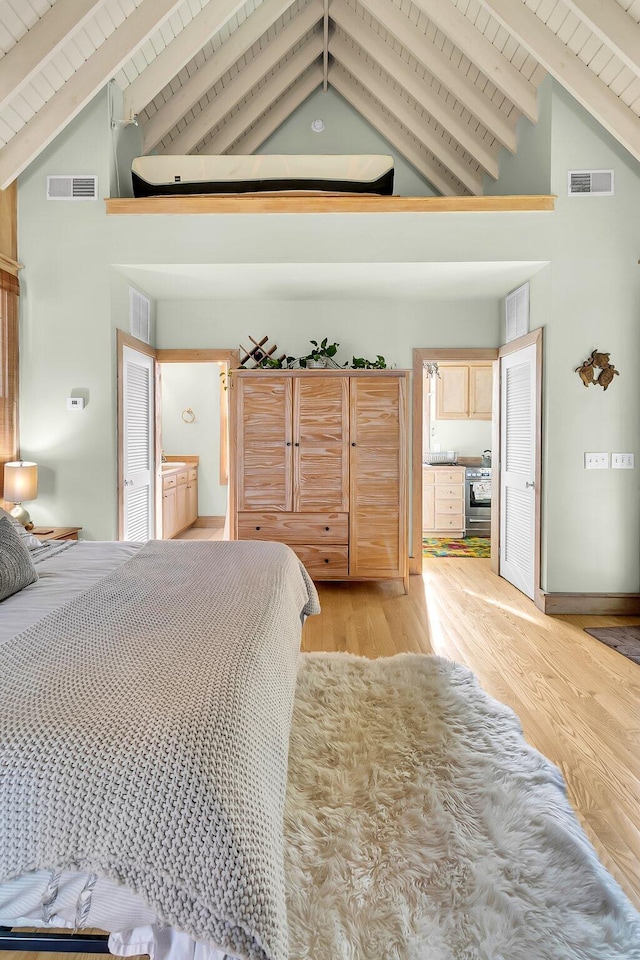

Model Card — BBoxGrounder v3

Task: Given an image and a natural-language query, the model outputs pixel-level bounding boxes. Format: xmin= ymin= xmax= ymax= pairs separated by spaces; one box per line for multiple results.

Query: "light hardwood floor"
xmin=303 ymin=558 xmax=640 ymax=910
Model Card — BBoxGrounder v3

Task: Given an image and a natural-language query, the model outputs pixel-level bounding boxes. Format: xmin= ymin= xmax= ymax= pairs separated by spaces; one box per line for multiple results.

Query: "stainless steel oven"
xmin=465 ymin=467 xmax=492 ymax=537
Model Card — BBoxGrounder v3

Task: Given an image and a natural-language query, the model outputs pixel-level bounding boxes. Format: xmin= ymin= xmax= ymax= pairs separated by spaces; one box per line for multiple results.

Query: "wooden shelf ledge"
xmin=105 ymin=194 xmax=555 ymax=215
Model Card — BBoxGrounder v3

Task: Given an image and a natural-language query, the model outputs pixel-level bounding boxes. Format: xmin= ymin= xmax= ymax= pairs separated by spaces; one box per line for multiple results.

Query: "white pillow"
xmin=0 ymin=507 xmax=42 ymax=550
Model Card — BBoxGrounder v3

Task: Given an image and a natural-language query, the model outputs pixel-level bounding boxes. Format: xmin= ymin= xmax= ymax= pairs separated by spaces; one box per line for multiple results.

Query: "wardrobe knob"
xmin=324 ymin=558 xmax=330 ymax=563
xmin=255 ymin=526 xmax=261 ymax=531
xmin=294 ymin=442 xmax=300 ymax=447
xmin=286 ymin=442 xmax=292 ymax=446
xmin=325 ymin=526 xmax=330 ymax=531
xmin=351 ymin=442 xmax=356 ymax=447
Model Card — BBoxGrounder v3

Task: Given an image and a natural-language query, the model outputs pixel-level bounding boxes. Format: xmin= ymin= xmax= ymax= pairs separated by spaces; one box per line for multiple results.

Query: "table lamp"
xmin=3 ymin=460 xmax=38 ymax=530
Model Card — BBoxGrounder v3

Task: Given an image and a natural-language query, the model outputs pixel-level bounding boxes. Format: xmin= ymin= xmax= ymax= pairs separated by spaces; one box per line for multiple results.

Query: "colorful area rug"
xmin=423 ymin=536 xmax=491 ymax=558
xmin=584 ymin=626 xmax=640 ymax=664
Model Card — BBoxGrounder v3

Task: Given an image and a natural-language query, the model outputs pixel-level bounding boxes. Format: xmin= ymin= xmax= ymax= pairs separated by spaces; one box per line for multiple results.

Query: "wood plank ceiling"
xmin=0 ymin=0 xmax=639 ymax=194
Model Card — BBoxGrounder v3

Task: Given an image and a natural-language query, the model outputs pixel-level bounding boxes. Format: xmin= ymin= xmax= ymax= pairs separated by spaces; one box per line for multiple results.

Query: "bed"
xmin=131 ymin=155 xmax=395 ymax=197
xmin=0 ymin=515 xmax=319 ymax=960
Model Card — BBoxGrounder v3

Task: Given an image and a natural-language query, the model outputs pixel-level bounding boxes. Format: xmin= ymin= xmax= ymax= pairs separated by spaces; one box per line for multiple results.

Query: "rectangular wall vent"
xmin=505 ymin=282 xmax=530 ymax=344
xmin=47 ymin=175 xmax=98 ymax=200
xmin=568 ymin=169 xmax=614 ymax=196
xmin=129 ymin=288 xmax=151 ymax=345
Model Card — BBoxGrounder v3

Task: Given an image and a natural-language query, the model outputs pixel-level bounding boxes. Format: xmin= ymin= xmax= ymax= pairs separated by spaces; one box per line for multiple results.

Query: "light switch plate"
xmin=66 ymin=397 xmax=85 ymax=410
xmin=584 ymin=452 xmax=609 ymax=469
xmin=612 ymin=453 xmax=634 ymax=469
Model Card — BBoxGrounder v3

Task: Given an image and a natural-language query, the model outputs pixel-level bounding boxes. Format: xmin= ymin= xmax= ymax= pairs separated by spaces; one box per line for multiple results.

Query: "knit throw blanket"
xmin=0 ymin=540 xmax=320 ymax=960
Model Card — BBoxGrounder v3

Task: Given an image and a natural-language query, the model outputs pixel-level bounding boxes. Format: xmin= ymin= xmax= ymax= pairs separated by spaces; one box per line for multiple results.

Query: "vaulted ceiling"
xmin=1 ymin=0 xmax=639 ymax=195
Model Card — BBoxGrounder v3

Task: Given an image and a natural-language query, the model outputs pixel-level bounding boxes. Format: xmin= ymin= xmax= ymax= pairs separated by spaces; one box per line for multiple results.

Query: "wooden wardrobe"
xmin=231 ymin=369 xmax=409 ymax=590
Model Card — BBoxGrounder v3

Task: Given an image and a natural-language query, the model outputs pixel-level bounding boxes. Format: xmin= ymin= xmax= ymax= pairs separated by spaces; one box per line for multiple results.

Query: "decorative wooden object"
xmin=575 ymin=349 xmax=620 ymax=390
xmin=239 ymin=335 xmax=287 ymax=369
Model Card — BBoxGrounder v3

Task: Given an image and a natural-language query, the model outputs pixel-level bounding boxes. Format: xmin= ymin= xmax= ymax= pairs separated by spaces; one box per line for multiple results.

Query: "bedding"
xmin=0 ymin=539 xmax=320 ymax=960
xmin=132 ymin=154 xmax=395 ymax=197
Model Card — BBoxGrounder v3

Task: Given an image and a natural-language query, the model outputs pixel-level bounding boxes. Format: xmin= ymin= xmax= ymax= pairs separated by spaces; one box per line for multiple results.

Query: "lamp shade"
xmin=3 ymin=461 xmax=38 ymax=503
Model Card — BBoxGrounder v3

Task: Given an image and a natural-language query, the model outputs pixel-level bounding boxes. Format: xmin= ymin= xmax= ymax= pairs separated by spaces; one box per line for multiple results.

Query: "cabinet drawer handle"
xmin=325 ymin=526 xmax=330 ymax=531
xmin=255 ymin=526 xmax=261 ymax=531
xmin=324 ymin=558 xmax=330 ymax=563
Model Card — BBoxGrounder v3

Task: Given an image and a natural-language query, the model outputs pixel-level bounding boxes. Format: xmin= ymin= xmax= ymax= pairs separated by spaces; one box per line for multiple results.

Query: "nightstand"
xmin=32 ymin=527 xmax=82 ymax=542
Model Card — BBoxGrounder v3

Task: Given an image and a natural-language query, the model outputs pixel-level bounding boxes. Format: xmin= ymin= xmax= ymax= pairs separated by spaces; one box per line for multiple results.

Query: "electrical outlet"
xmin=612 ymin=453 xmax=634 ymax=469
xmin=584 ymin=452 xmax=609 ymax=469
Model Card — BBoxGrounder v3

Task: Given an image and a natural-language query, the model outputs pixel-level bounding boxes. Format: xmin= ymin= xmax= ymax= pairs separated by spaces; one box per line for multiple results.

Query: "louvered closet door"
xmin=500 ymin=344 xmax=536 ymax=599
xmin=123 ymin=346 xmax=155 ymax=541
xmin=293 ymin=376 xmax=349 ymax=511
xmin=349 ymin=376 xmax=406 ymax=578
xmin=236 ymin=377 xmax=292 ymax=511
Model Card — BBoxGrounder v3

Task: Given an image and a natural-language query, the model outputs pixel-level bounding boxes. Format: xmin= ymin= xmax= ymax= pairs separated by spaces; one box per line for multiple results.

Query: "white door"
xmin=123 ymin=345 xmax=155 ymax=541
xmin=499 ymin=342 xmax=537 ymax=599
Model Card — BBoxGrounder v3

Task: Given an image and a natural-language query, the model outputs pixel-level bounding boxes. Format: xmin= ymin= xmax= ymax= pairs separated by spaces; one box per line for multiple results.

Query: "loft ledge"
xmin=105 ymin=195 xmax=556 ymax=215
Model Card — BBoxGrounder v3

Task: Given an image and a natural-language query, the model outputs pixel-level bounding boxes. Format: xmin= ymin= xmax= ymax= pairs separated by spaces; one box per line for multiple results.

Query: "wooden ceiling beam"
xmin=410 ymin=0 xmax=539 ymax=122
xmin=0 ymin=0 xmax=108 ymax=113
xmin=229 ymin=65 xmax=324 ymax=154
xmin=561 ymin=0 xmax=640 ymax=80
xmin=329 ymin=33 xmax=484 ymax=193
xmin=352 ymin=0 xmax=517 ymax=152
xmin=476 ymin=0 xmax=640 ymax=163
xmin=0 ymin=0 xmax=186 ymax=189
xmin=123 ymin=0 xmax=248 ymax=121
xmin=204 ymin=53 xmax=324 ymax=155
xmin=331 ymin=2 xmax=499 ymax=177
xmin=142 ymin=0 xmax=300 ymax=152
xmin=328 ymin=64 xmax=464 ymax=195
xmin=163 ymin=1 xmax=323 ymax=155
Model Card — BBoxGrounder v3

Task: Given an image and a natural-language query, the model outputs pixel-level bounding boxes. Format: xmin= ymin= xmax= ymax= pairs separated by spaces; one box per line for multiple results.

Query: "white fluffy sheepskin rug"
xmin=284 ymin=653 xmax=640 ymax=960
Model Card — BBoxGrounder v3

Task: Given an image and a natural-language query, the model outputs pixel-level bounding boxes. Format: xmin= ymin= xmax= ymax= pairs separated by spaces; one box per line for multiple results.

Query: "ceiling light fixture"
xmin=311 ymin=119 xmax=325 ymax=133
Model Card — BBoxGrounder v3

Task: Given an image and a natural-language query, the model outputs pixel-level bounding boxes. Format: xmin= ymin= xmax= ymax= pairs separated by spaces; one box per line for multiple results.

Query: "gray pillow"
xmin=0 ymin=516 xmax=38 ymax=601
xmin=0 ymin=506 xmax=41 ymax=550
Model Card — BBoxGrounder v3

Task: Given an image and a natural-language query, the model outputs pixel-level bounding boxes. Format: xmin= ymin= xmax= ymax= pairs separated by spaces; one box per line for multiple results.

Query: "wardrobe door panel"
xmin=237 ymin=377 xmax=292 ymax=511
xmin=350 ymin=377 xmax=406 ymax=578
xmin=293 ymin=376 xmax=349 ymax=512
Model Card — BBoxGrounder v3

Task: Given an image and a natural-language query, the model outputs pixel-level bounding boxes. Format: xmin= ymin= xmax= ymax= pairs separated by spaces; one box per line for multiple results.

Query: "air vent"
xmin=568 ymin=169 xmax=613 ymax=196
xmin=47 ymin=175 xmax=98 ymax=200
xmin=129 ymin=288 xmax=151 ymax=345
xmin=505 ymin=282 xmax=529 ymax=344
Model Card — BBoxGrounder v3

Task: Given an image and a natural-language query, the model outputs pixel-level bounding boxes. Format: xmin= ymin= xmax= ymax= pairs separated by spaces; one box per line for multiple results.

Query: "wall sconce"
xmin=3 ymin=460 xmax=38 ymax=530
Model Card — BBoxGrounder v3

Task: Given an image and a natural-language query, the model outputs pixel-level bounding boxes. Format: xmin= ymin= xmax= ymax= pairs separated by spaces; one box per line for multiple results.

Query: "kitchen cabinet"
xmin=234 ymin=370 xmax=408 ymax=586
xmin=436 ymin=364 xmax=493 ymax=420
xmin=162 ymin=465 xmax=198 ymax=538
xmin=422 ymin=466 xmax=465 ymax=537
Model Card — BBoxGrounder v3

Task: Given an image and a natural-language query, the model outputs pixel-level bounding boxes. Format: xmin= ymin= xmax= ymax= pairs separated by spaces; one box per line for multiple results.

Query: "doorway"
xmin=412 ymin=349 xmax=498 ymax=569
xmin=117 ymin=336 xmax=237 ymax=541
xmin=411 ymin=333 xmax=543 ymax=607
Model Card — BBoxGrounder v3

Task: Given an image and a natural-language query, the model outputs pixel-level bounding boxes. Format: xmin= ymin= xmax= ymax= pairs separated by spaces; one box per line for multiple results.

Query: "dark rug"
xmin=584 ymin=626 xmax=640 ymax=664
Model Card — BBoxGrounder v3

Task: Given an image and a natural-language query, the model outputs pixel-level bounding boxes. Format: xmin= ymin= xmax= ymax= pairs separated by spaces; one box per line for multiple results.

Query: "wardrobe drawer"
xmin=177 ymin=471 xmax=189 ymax=485
xmin=434 ymin=513 xmax=464 ymax=530
xmin=189 ymin=468 xmax=198 ymax=480
xmin=287 ymin=543 xmax=349 ymax=579
xmin=163 ymin=475 xmax=177 ymax=490
xmin=237 ymin=512 xmax=348 ymax=543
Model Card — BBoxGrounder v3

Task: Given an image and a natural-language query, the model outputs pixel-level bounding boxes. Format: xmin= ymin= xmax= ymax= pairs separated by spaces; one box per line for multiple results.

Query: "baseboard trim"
xmin=193 ymin=516 xmax=225 ymax=528
xmin=542 ymin=593 xmax=640 ymax=615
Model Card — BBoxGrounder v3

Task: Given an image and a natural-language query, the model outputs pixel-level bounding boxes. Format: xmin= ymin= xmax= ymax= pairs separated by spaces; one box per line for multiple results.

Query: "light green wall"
xmin=156 ymin=299 xmax=500 ymax=366
xmin=160 ymin=362 xmax=226 ymax=516
xmin=18 ymin=91 xmax=115 ymax=540
xmin=17 ymin=80 xmax=640 ymax=593
xmin=484 ymin=77 xmax=553 ymax=197
xmin=256 ymin=86 xmax=437 ymax=197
